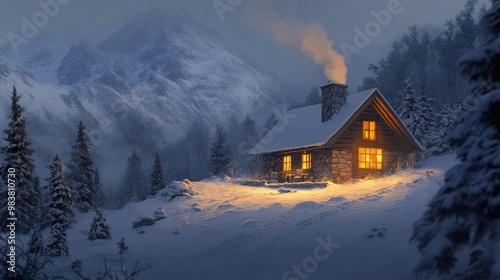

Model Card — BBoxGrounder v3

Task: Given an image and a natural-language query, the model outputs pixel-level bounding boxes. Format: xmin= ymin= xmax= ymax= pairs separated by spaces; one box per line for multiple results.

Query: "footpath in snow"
xmin=64 ymin=155 xmax=455 ymax=280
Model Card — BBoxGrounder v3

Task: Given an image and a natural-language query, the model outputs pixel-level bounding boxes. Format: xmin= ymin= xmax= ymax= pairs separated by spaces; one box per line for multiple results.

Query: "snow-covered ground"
xmin=58 ymin=155 xmax=456 ymax=280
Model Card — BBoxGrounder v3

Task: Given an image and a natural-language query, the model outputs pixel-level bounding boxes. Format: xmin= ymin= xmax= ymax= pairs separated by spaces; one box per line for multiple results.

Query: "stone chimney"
xmin=320 ymin=82 xmax=348 ymax=123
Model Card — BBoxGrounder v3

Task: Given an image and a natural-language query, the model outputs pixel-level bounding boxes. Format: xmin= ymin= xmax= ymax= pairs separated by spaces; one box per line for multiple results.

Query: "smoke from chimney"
xmin=244 ymin=0 xmax=347 ymax=84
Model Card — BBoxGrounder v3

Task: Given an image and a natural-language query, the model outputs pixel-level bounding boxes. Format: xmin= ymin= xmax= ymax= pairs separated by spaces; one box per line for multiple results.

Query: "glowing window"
xmin=358 ymin=148 xmax=382 ymax=170
xmin=362 ymin=121 xmax=376 ymax=141
xmin=283 ymin=156 xmax=292 ymax=172
xmin=302 ymin=154 xmax=312 ymax=170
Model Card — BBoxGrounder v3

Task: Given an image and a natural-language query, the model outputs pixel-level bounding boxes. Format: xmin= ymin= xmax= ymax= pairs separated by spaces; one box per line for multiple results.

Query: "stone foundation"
xmin=310 ymin=149 xmax=333 ymax=181
xmin=331 ymin=150 xmax=352 ymax=183
xmin=257 ymin=148 xmax=354 ymax=183
xmin=331 ymin=150 xmax=352 ymax=173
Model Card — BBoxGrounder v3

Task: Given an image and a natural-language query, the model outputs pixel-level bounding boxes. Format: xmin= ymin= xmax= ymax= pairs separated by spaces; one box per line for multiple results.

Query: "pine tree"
xmin=67 ymin=121 xmax=97 ymax=212
xmin=430 ymin=99 xmax=455 ymax=156
xmin=237 ymin=115 xmax=258 ymax=175
xmin=88 ymin=210 xmax=111 ymax=241
xmin=117 ymin=237 xmax=129 ymax=255
xmin=453 ymin=98 xmax=469 ymax=121
xmin=265 ymin=113 xmax=278 ymax=130
xmin=210 ymin=126 xmax=231 ymax=177
xmin=25 ymin=224 xmax=49 ymax=279
xmin=150 ymin=154 xmax=165 ymax=195
xmin=28 ymin=226 xmax=44 ymax=254
xmin=40 ymin=178 xmax=51 ymax=230
xmin=302 ymin=85 xmax=322 ymax=106
xmin=120 ymin=150 xmax=146 ymax=206
xmin=412 ymin=2 xmax=500 ymax=278
xmin=0 ymin=86 xmax=37 ymax=234
xmin=416 ymin=86 xmax=436 ymax=151
xmin=46 ymin=155 xmax=74 ymax=257
xmin=186 ymin=119 xmax=210 ymax=180
xmin=32 ymin=176 xmax=43 ymax=224
xmin=399 ymin=80 xmax=425 ymax=148
xmin=93 ymin=168 xmax=105 ymax=208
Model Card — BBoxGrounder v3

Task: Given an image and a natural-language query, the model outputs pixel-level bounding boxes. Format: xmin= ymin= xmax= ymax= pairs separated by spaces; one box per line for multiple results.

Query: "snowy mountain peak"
xmin=0 ymin=9 xmax=288 ymax=165
xmin=56 ymin=40 xmax=101 ymax=85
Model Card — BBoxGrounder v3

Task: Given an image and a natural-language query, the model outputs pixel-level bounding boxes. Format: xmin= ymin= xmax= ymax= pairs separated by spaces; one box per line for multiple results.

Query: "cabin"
xmin=249 ymin=83 xmax=422 ymax=182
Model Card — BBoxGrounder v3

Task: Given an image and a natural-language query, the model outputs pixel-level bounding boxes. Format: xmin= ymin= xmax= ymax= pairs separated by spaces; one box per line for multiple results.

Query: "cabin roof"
xmin=249 ymin=88 xmax=422 ymax=155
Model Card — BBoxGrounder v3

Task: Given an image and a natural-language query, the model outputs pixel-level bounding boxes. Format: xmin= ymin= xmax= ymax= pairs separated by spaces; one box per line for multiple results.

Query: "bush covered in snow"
xmin=160 ymin=179 xmax=196 ymax=201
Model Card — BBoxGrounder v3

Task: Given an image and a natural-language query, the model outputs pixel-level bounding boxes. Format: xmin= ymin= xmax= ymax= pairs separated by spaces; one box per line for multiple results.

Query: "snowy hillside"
xmin=40 ymin=155 xmax=456 ymax=280
xmin=0 ymin=10 xmax=287 ymax=159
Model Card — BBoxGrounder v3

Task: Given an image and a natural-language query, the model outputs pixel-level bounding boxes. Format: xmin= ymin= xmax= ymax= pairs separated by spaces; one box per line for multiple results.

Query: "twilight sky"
xmin=0 ymin=0 xmax=488 ymax=95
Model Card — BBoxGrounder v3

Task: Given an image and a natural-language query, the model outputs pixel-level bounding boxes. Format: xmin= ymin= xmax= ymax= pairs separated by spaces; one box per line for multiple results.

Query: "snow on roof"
xmin=250 ymin=88 xmax=377 ymax=154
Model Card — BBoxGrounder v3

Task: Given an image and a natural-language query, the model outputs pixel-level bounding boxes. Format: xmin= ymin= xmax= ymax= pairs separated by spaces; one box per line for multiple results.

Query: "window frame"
xmin=362 ymin=120 xmax=377 ymax=141
xmin=301 ymin=153 xmax=312 ymax=170
xmin=358 ymin=147 xmax=383 ymax=170
xmin=283 ymin=155 xmax=292 ymax=173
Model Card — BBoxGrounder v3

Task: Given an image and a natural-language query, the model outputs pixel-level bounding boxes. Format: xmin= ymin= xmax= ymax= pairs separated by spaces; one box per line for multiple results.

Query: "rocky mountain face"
xmin=0 ymin=10 xmax=288 ymax=165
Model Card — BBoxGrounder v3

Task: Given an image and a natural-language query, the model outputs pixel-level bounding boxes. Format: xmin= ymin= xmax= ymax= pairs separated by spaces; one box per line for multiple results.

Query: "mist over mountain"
xmin=0 ymin=10 xmax=288 ymax=179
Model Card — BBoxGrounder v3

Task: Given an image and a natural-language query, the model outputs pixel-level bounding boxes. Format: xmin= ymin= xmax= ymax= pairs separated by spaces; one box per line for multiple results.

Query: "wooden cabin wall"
xmin=333 ymin=104 xmax=409 ymax=178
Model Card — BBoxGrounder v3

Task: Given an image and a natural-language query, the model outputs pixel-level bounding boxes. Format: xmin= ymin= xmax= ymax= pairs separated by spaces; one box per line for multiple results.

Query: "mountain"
xmin=0 ymin=10 xmax=288 ymax=168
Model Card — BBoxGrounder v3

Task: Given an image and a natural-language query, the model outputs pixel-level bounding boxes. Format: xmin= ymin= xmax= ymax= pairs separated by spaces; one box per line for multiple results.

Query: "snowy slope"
xmin=43 ymin=155 xmax=456 ymax=280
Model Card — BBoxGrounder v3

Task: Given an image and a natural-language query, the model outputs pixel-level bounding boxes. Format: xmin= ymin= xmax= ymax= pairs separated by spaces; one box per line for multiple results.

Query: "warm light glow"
xmin=283 ymin=155 xmax=292 ymax=172
xmin=358 ymin=148 xmax=382 ymax=169
xmin=362 ymin=121 xmax=376 ymax=141
xmin=302 ymin=153 xmax=312 ymax=170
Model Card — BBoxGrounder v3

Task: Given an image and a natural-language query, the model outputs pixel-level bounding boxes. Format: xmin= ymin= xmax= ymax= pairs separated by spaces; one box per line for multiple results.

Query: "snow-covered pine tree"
xmin=46 ymin=155 xmax=74 ymax=257
xmin=25 ymin=224 xmax=49 ymax=279
xmin=416 ymin=86 xmax=436 ymax=151
xmin=185 ymin=119 xmax=210 ymax=180
xmin=67 ymin=121 xmax=97 ymax=212
xmin=399 ymin=80 xmax=425 ymax=148
xmin=452 ymin=98 xmax=469 ymax=122
xmin=236 ymin=115 xmax=258 ymax=175
xmin=120 ymin=149 xmax=146 ymax=206
xmin=0 ymin=86 xmax=37 ymax=234
xmin=40 ymin=179 xmax=51 ymax=230
xmin=28 ymin=225 xmax=44 ymax=255
xmin=150 ymin=154 xmax=165 ymax=195
xmin=430 ymin=98 xmax=455 ymax=156
xmin=93 ymin=168 xmax=105 ymax=208
xmin=412 ymin=1 xmax=500 ymax=278
xmin=265 ymin=112 xmax=278 ymax=130
xmin=301 ymin=85 xmax=322 ymax=107
xmin=210 ymin=126 xmax=231 ymax=177
xmin=117 ymin=237 xmax=129 ymax=255
xmin=31 ymin=176 xmax=43 ymax=224
xmin=88 ymin=210 xmax=111 ymax=241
